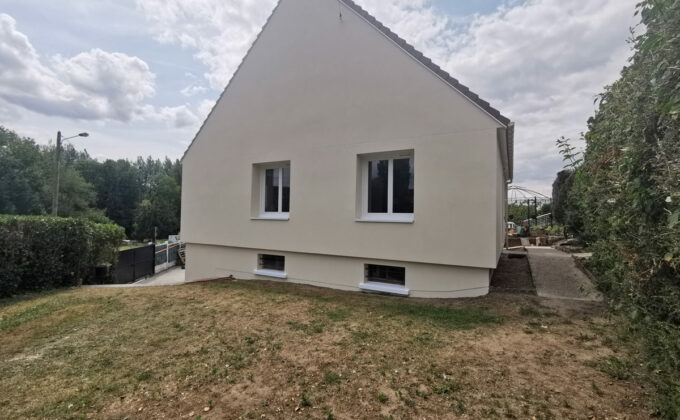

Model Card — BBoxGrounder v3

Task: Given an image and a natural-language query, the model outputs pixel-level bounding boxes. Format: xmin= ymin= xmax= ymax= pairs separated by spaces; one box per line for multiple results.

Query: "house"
xmin=180 ymin=0 xmax=514 ymax=298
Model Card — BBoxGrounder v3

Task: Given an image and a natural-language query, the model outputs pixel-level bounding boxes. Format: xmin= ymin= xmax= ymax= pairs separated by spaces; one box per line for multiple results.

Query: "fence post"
xmin=166 ymin=243 xmax=169 ymax=265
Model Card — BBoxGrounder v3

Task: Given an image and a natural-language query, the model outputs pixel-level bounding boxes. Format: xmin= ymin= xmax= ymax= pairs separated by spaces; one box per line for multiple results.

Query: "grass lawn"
xmin=0 ymin=280 xmax=650 ymax=419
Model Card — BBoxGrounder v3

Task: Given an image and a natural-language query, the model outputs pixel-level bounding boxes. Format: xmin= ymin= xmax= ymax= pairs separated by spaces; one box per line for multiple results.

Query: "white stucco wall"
xmin=181 ymin=0 xmax=511 ymax=295
xmin=186 ymin=243 xmax=491 ymax=298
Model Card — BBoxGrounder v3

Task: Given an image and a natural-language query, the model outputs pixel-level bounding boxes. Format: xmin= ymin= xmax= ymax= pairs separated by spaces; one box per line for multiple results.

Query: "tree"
xmin=78 ymin=159 xmax=141 ymax=235
xmin=133 ymin=174 xmax=181 ymax=240
xmin=52 ymin=167 xmax=98 ymax=218
xmin=507 ymin=203 xmax=529 ymax=223
xmin=0 ymin=127 xmax=46 ymax=214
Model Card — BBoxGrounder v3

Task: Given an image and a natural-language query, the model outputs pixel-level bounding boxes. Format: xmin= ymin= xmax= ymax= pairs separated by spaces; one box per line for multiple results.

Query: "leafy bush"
xmin=561 ymin=0 xmax=680 ymax=416
xmin=0 ymin=215 xmax=125 ymax=297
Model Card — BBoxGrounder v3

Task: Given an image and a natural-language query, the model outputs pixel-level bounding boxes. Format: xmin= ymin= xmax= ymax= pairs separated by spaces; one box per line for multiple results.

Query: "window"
xmin=259 ymin=254 xmax=285 ymax=271
xmin=257 ymin=164 xmax=290 ymax=219
xmin=364 ymin=264 xmax=405 ymax=286
xmin=360 ymin=151 xmax=414 ymax=222
xmin=253 ymin=254 xmax=287 ymax=279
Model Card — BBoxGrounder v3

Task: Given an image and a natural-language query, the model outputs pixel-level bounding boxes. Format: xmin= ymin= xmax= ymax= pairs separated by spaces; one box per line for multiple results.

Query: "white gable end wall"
xmin=181 ymin=0 xmax=511 ymax=297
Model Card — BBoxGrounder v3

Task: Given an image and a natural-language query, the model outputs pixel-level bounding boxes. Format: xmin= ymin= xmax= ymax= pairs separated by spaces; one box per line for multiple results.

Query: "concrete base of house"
xmin=185 ymin=243 xmax=491 ymax=299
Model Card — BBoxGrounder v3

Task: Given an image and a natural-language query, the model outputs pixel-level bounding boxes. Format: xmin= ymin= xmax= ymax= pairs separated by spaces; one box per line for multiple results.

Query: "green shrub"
xmin=0 ymin=215 xmax=124 ymax=297
xmin=559 ymin=1 xmax=680 ymax=416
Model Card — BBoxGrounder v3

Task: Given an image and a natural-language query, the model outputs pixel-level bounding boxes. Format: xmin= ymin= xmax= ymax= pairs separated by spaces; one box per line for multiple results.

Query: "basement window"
xmin=365 ymin=264 xmax=405 ymax=286
xmin=253 ymin=254 xmax=287 ymax=279
xmin=360 ymin=264 xmax=408 ymax=296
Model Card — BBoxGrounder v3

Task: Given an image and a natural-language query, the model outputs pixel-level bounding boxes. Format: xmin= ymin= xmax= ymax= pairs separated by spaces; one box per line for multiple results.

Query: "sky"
xmin=0 ymin=0 xmax=640 ymax=194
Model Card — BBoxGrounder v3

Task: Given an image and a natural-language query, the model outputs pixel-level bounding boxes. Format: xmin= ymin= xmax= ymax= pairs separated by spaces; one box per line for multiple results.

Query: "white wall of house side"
xmin=186 ymin=243 xmax=491 ymax=298
xmin=181 ymin=0 xmax=511 ymax=294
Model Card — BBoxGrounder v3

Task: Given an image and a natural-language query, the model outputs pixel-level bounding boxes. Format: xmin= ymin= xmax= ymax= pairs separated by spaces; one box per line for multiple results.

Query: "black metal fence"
xmin=112 ymin=244 xmax=155 ymax=284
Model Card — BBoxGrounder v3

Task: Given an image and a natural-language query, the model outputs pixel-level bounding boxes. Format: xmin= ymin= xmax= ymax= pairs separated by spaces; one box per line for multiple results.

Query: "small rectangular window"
xmin=259 ymin=254 xmax=285 ymax=271
xmin=365 ymin=264 xmax=405 ymax=286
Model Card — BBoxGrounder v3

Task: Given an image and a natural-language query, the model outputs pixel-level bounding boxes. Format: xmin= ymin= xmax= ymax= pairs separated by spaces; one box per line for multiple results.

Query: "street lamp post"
xmin=52 ymin=130 xmax=89 ymax=216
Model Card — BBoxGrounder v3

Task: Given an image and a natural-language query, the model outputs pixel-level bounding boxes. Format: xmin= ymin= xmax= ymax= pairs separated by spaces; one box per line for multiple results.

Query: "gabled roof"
xmin=338 ymin=0 xmax=511 ymax=127
xmin=183 ymin=0 xmax=514 ymax=168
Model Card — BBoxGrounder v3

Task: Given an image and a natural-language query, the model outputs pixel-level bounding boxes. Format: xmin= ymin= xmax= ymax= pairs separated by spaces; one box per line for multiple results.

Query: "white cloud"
xmin=0 ymin=13 xmax=197 ymax=129
xmin=138 ymin=104 xmax=199 ymax=128
xmin=157 ymin=105 xmax=199 ymax=128
xmin=180 ymin=84 xmax=207 ymax=97
xmin=136 ymin=0 xmax=278 ymax=90
xmin=443 ymin=0 xmax=638 ymax=192
xmin=197 ymin=99 xmax=216 ymax=121
xmin=51 ymin=48 xmax=156 ymax=121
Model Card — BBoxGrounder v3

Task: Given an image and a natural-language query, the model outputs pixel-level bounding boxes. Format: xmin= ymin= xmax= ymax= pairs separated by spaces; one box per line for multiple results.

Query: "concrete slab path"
xmin=83 ymin=266 xmax=186 ymax=288
xmin=526 ymin=247 xmax=602 ymax=301
xmin=134 ymin=267 xmax=186 ymax=286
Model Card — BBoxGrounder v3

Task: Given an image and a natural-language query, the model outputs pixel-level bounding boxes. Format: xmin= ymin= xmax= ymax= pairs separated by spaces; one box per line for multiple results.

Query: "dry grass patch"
xmin=0 ymin=280 xmax=651 ymax=419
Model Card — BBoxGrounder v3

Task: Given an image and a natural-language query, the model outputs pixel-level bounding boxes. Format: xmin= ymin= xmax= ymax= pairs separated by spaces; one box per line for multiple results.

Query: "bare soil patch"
xmin=491 ymin=250 xmax=535 ymax=294
xmin=0 ymin=280 xmax=651 ymax=419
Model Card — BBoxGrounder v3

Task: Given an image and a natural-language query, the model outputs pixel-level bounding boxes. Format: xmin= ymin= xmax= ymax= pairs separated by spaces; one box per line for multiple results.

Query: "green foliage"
xmin=555 ymin=136 xmax=583 ymax=169
xmin=560 ymin=1 xmax=680 ymax=416
xmin=77 ymin=159 xmax=141 ymax=234
xmin=133 ymin=174 xmax=181 ymax=240
xmin=0 ymin=127 xmax=47 ymax=214
xmin=597 ymin=356 xmax=631 ymax=381
xmin=0 ymin=215 xmax=124 ymax=297
xmin=432 ymin=379 xmax=459 ymax=395
xmin=53 ymin=167 xmax=99 ymax=218
xmin=0 ymin=125 xmax=182 ymax=239
xmin=507 ymin=203 xmax=529 ymax=223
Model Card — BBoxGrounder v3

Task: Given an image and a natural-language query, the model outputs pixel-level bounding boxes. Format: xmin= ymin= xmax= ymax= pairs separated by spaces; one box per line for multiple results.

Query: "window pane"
xmin=368 ymin=160 xmax=388 ymax=213
xmin=264 ymin=168 xmax=279 ymax=212
xmin=365 ymin=264 xmax=405 ymax=285
xmin=260 ymin=254 xmax=285 ymax=271
xmin=282 ymin=167 xmax=290 ymax=213
xmin=393 ymin=158 xmax=414 ymax=213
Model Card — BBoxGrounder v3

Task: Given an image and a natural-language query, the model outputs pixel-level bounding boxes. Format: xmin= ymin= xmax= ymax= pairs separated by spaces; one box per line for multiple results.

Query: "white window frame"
xmin=358 ymin=151 xmax=414 ymax=223
xmin=258 ymin=164 xmax=290 ymax=220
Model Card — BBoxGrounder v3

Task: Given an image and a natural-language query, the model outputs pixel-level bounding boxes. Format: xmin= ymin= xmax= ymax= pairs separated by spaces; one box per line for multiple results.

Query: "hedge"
xmin=560 ymin=1 xmax=680 ymax=416
xmin=0 ymin=215 xmax=125 ymax=297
